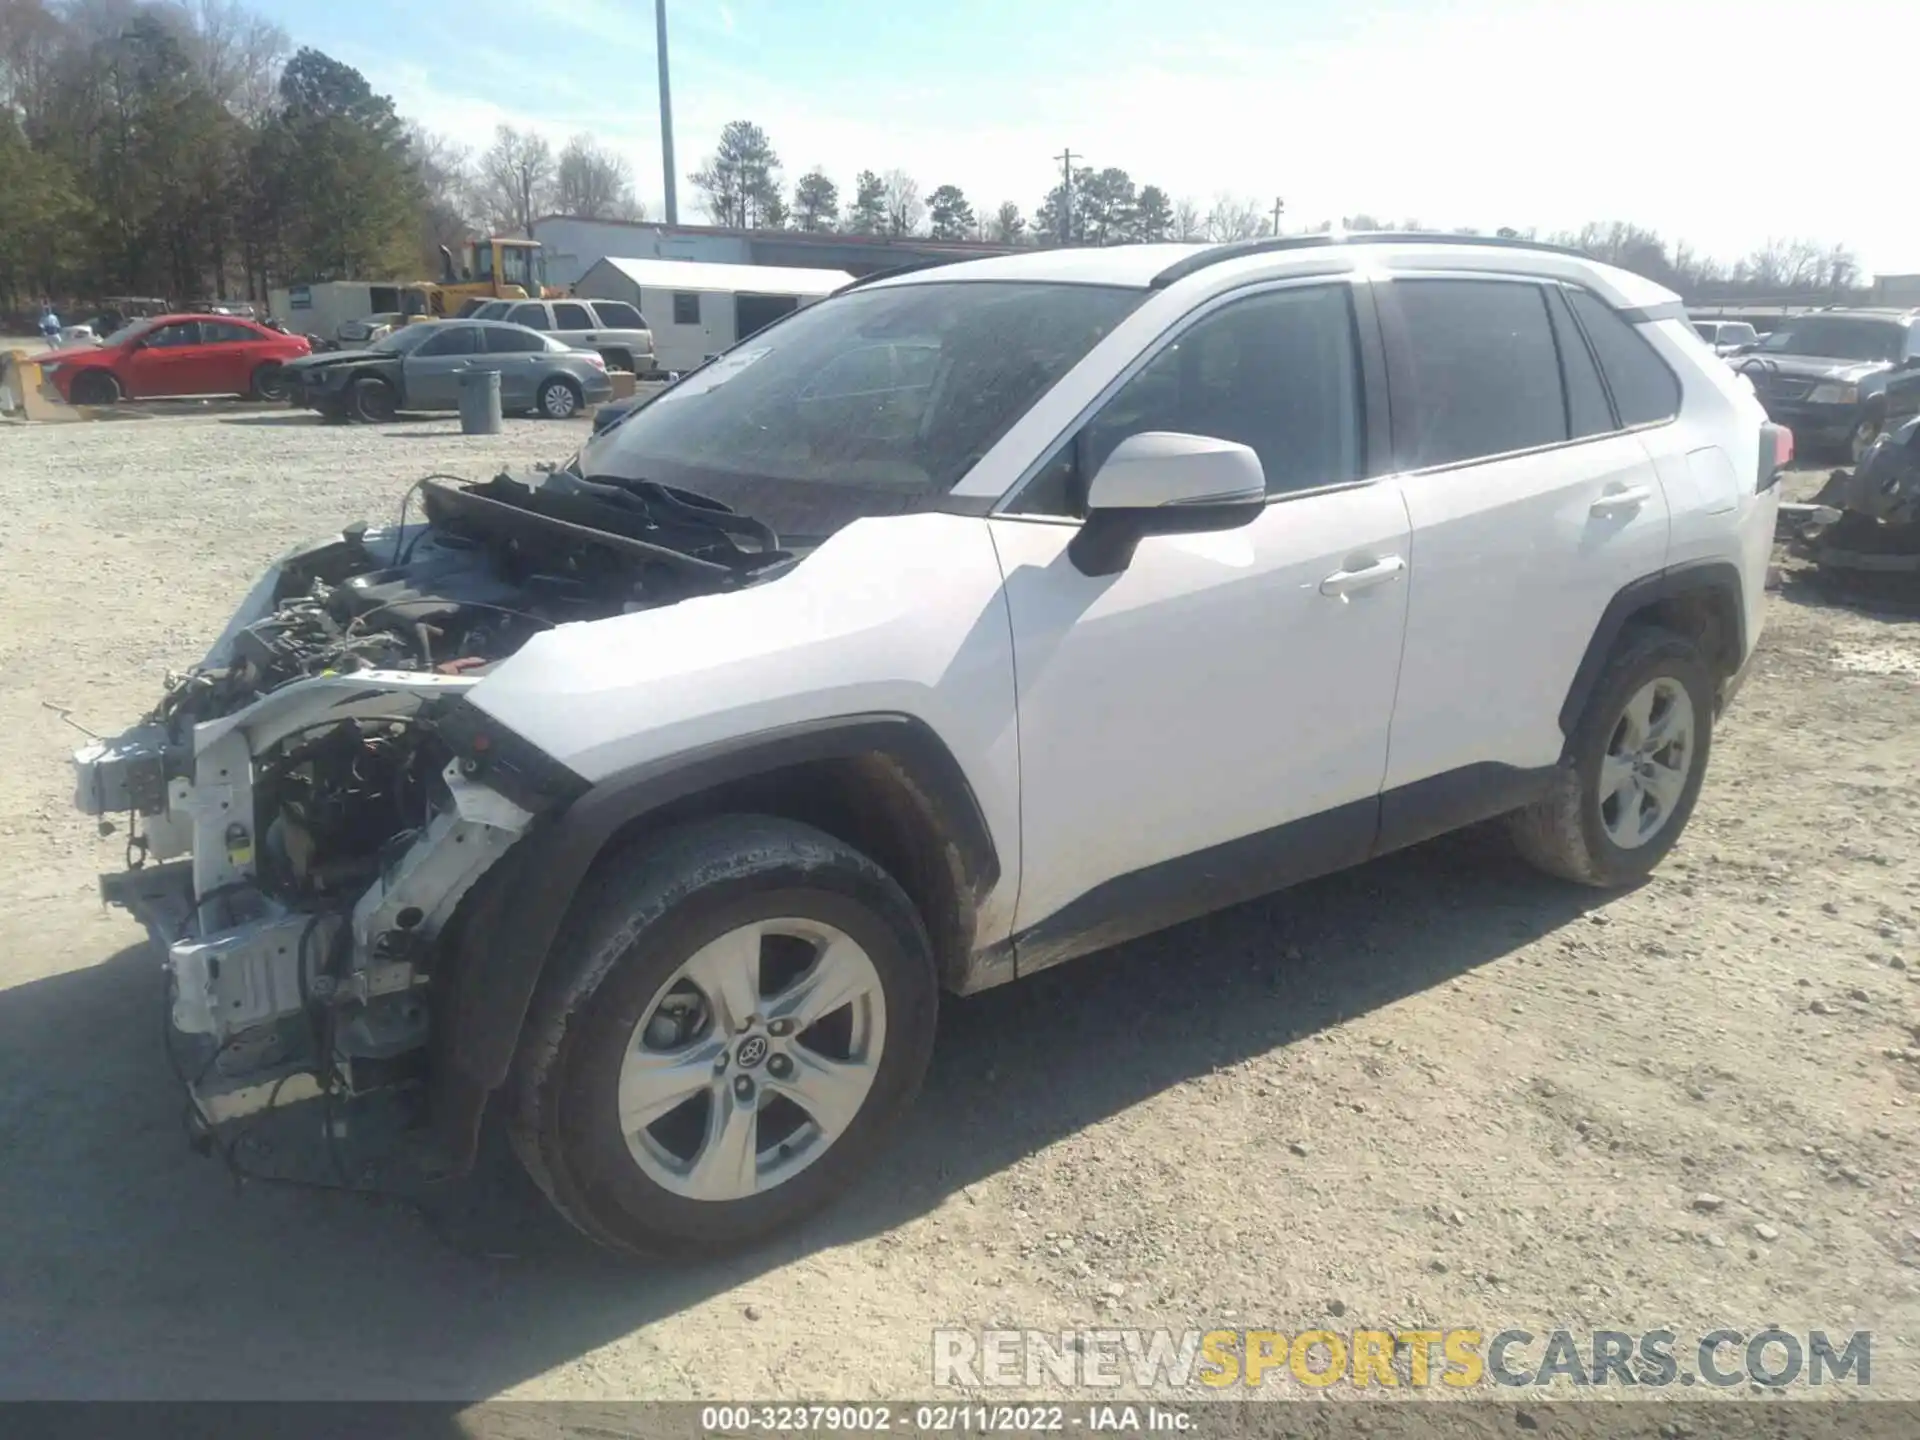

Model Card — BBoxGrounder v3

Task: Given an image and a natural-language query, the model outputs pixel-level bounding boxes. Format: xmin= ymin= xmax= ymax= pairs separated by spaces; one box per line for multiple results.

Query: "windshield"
xmin=1759 ymin=317 xmax=1902 ymax=363
xmin=370 ymin=325 xmax=438 ymax=354
xmin=580 ymin=281 xmax=1143 ymax=504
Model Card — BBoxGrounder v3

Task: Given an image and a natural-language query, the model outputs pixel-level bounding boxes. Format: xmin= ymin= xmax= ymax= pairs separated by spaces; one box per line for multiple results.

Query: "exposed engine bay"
xmin=74 ymin=467 xmax=794 ymax=1152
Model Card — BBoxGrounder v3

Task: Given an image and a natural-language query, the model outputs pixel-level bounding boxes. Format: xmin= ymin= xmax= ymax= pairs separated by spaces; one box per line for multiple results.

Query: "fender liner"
xmin=423 ymin=711 xmax=999 ymax=1173
xmin=1557 ymin=560 xmax=1746 ymax=740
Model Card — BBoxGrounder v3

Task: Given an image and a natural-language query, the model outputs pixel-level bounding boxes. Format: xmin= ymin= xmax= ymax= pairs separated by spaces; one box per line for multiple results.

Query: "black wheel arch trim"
xmin=1557 ymin=560 xmax=1746 ymax=741
xmin=422 ymin=710 xmax=1000 ymax=1174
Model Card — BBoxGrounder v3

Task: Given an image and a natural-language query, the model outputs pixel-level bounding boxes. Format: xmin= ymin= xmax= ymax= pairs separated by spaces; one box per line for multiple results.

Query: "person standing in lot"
xmin=38 ymin=301 xmax=61 ymax=349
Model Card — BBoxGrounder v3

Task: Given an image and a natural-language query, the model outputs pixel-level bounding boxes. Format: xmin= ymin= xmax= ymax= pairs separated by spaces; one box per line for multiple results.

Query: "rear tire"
xmin=1509 ymin=627 xmax=1715 ymax=887
xmin=250 ymin=363 xmax=286 ymax=402
xmin=348 ymin=375 xmax=397 ymax=423
xmin=509 ymin=815 xmax=938 ymax=1257
xmin=70 ymin=370 xmax=121 ymax=405
xmin=599 ymin=349 xmax=632 ymax=374
xmin=537 ymin=375 xmax=582 ymax=419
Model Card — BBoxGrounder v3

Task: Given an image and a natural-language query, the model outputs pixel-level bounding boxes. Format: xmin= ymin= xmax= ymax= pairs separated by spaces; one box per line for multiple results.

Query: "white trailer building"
xmin=571 ymin=257 xmax=852 ymax=374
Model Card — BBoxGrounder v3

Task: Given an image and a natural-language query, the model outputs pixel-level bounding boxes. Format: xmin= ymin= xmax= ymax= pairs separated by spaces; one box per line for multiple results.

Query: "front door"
xmin=402 ymin=323 xmax=483 ymax=409
xmin=1372 ymin=275 xmax=1673 ymax=801
xmin=123 ymin=320 xmax=211 ymax=396
xmin=990 ymin=280 xmax=1413 ymax=960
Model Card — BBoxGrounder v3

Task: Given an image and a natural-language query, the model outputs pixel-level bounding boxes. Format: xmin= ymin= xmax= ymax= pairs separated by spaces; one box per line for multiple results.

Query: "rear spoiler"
xmin=1758 ymin=422 xmax=1792 ymax=492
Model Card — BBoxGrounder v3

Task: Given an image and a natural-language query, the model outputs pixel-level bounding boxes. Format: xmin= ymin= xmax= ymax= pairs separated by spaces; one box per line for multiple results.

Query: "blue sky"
xmin=248 ymin=0 xmax=1920 ymax=276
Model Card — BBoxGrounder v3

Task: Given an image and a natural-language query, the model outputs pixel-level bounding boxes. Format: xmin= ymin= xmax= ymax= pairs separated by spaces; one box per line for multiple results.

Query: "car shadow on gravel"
xmin=0 ymin=826 xmax=1602 ymax=1400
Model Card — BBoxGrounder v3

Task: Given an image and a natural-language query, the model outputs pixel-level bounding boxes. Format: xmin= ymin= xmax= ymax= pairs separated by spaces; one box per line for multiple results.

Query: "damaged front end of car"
xmin=73 ymin=467 xmax=794 ymax=1167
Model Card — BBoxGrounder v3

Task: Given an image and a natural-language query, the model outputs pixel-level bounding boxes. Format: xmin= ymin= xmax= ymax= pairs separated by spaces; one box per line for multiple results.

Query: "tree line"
xmin=0 ymin=0 xmax=645 ymax=312
xmin=692 ymin=119 xmax=1866 ymax=301
xmin=0 ymin=0 xmax=1867 ymax=314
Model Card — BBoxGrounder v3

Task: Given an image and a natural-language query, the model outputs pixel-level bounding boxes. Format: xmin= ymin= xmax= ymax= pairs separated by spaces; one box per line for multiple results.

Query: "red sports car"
xmin=38 ymin=313 xmax=311 ymax=405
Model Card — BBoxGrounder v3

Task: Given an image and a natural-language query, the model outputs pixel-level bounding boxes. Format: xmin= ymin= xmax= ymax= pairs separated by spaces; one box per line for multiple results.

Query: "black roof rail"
xmin=832 ymin=257 xmax=965 ymax=294
xmin=1148 ymin=231 xmax=1597 ymax=289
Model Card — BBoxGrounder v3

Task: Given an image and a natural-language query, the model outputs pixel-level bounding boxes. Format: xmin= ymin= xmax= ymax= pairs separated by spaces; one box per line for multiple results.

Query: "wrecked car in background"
xmin=1736 ymin=308 xmax=1920 ymax=462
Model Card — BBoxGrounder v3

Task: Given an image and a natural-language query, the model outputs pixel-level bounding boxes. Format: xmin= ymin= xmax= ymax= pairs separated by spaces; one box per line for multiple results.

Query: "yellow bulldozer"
xmin=404 ymin=237 xmax=564 ymax=322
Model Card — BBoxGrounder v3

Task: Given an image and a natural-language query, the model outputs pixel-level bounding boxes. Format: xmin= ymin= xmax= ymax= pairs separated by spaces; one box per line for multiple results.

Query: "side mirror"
xmin=1067 ymin=431 xmax=1267 ymax=577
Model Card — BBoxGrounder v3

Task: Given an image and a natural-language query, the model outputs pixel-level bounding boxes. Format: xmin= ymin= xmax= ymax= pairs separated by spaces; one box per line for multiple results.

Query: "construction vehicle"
xmin=412 ymin=237 xmax=563 ymax=320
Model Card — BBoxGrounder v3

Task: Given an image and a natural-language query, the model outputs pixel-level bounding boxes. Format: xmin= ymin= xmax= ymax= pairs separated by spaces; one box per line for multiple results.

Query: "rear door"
xmin=401 ymin=323 xmax=482 ymax=408
xmin=481 ymin=324 xmax=547 ymax=406
xmin=1375 ymin=275 xmax=1671 ymax=816
xmin=198 ymin=319 xmax=270 ymax=394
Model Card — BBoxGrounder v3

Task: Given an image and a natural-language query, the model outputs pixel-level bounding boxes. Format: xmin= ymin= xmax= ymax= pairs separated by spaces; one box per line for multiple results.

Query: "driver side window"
xmin=1010 ymin=285 xmax=1364 ymax=516
xmin=146 ymin=322 xmax=202 ymax=349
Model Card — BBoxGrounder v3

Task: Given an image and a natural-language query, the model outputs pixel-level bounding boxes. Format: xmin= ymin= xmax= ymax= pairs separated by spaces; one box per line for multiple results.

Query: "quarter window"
xmin=1015 ymin=284 xmax=1363 ymax=514
xmin=1394 ymin=279 xmax=1566 ymax=467
xmin=672 ymin=292 xmax=702 ymax=325
xmin=1565 ymin=287 xmax=1681 ymax=427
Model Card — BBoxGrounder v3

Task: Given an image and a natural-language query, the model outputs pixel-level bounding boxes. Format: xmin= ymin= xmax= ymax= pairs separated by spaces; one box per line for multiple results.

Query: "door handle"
xmin=1319 ymin=554 xmax=1406 ymax=598
xmin=1589 ymin=485 xmax=1653 ymax=517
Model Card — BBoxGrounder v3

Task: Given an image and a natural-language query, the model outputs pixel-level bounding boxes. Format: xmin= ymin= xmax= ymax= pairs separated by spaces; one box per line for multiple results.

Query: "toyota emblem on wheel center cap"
xmin=735 ymin=1036 xmax=770 ymax=1068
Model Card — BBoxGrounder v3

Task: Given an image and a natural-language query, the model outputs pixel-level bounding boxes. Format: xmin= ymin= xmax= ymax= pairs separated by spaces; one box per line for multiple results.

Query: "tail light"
xmin=1758 ymin=423 xmax=1791 ymax=491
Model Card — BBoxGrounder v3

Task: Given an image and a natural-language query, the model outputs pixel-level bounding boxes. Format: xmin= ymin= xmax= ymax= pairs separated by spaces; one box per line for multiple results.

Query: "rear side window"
xmin=1394 ymin=279 xmax=1566 ymax=467
xmin=485 ymin=326 xmax=548 ymax=354
xmin=552 ymin=302 xmax=593 ymax=329
xmin=1545 ymin=287 xmax=1614 ymax=439
xmin=1565 ymin=288 xmax=1681 ymax=427
xmin=507 ymin=303 xmax=549 ymax=329
xmin=591 ymin=300 xmax=646 ymax=329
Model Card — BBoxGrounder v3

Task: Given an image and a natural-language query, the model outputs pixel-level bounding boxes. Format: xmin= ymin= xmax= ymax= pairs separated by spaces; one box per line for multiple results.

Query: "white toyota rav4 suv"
xmin=75 ymin=236 xmax=1788 ymax=1255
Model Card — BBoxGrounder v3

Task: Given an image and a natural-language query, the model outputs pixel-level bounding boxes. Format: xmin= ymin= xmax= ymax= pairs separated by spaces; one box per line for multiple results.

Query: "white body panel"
xmin=989 ymin=481 xmax=1411 ymax=930
xmin=1385 ymin=432 xmax=1670 ymax=786
xmin=464 ymin=513 xmax=1026 ymax=946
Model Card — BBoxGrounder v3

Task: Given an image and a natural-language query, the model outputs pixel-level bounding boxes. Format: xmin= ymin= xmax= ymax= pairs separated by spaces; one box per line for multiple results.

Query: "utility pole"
xmin=1270 ymin=196 xmax=1285 ymax=236
xmin=656 ymin=0 xmax=678 ymax=225
xmin=1055 ymin=148 xmax=1078 ymax=246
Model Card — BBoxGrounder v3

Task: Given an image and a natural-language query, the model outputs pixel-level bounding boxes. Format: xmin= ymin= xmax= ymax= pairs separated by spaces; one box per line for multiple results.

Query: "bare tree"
xmin=880 ymin=167 xmax=922 ymax=237
xmin=182 ymin=0 xmax=286 ymax=122
xmin=1203 ymin=193 xmax=1265 ymax=242
xmin=476 ymin=124 xmax=555 ymax=236
xmin=1171 ymin=197 xmax=1205 ymax=241
xmin=555 ymin=133 xmax=642 ymax=220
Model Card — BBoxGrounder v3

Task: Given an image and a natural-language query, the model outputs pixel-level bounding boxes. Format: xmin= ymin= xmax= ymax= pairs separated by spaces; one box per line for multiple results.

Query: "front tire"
xmin=69 ymin=369 xmax=121 ymax=405
xmin=509 ymin=815 xmax=938 ymax=1256
xmin=348 ymin=375 xmax=397 ymax=423
xmin=1509 ymin=627 xmax=1715 ymax=887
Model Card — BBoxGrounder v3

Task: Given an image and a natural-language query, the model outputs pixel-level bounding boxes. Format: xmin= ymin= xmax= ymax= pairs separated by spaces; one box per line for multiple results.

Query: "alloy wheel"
xmin=1598 ymin=677 xmax=1695 ymax=849
xmin=616 ymin=918 xmax=887 ymax=1201
xmin=542 ymin=382 xmax=578 ymax=418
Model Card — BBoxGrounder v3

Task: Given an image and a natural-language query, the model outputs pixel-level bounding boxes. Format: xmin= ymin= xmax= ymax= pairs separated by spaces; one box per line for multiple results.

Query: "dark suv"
xmin=1734 ymin=309 xmax=1920 ymax=461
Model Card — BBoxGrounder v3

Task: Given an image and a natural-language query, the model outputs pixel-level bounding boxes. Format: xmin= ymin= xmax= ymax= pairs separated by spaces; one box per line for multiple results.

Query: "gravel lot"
xmin=0 ymin=412 xmax=1916 ymax=1404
